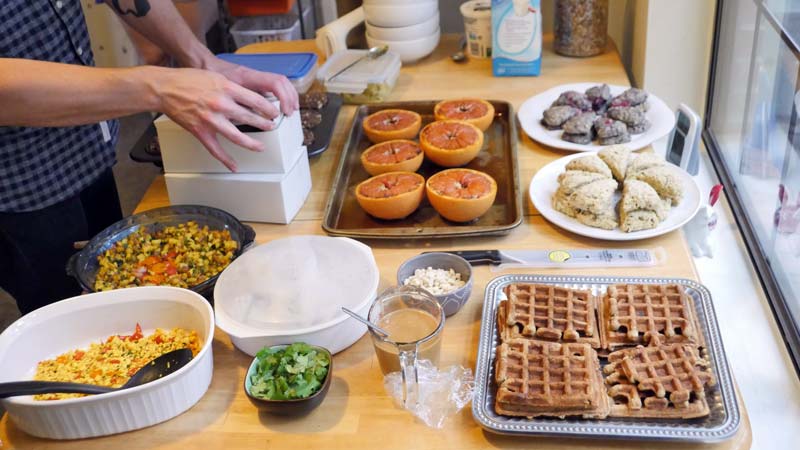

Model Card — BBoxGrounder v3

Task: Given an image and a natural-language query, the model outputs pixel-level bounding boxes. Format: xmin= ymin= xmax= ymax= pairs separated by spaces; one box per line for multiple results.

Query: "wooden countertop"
xmin=0 ymin=35 xmax=751 ymax=449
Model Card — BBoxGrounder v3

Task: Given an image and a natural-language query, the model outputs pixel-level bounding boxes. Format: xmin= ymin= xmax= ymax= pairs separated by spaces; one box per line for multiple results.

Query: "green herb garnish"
xmin=248 ymin=343 xmax=330 ymax=400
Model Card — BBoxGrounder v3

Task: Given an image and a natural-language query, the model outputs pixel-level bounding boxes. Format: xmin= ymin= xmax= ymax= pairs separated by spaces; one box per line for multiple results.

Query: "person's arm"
xmin=104 ymin=0 xmax=299 ymax=114
xmin=0 ymin=59 xmax=274 ymax=171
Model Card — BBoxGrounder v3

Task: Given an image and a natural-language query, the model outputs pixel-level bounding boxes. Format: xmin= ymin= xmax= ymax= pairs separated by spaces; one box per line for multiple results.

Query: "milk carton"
xmin=492 ymin=0 xmax=542 ymax=76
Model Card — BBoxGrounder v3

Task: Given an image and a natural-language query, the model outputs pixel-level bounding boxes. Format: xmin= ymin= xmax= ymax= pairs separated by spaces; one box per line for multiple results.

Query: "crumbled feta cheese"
xmin=402 ymin=267 xmax=466 ymax=295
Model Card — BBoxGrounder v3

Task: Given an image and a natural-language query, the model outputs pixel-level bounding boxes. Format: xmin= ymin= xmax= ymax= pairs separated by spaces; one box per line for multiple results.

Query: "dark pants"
xmin=0 ymin=169 xmax=122 ymax=315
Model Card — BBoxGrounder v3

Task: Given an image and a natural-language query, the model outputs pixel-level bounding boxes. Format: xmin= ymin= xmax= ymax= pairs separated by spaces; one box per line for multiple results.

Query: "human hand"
xmin=205 ymin=56 xmax=299 ymax=116
xmin=153 ymin=67 xmax=280 ymax=171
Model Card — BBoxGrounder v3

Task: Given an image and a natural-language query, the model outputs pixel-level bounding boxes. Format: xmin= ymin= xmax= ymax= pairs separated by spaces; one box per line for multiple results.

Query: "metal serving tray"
xmin=321 ymin=100 xmax=523 ymax=239
xmin=473 ymin=274 xmax=740 ymax=442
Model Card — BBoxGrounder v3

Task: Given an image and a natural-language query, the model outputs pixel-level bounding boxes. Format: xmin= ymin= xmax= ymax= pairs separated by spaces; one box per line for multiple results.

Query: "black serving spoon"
xmin=0 ymin=348 xmax=193 ymax=398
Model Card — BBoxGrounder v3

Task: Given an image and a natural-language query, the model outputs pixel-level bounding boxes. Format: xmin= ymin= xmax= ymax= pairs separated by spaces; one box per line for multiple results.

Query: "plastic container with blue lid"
xmin=216 ymin=52 xmax=319 ymax=93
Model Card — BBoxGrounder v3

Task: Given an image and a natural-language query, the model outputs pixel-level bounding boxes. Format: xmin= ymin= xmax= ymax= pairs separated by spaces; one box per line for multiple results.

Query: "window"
xmin=705 ymin=0 xmax=800 ymax=370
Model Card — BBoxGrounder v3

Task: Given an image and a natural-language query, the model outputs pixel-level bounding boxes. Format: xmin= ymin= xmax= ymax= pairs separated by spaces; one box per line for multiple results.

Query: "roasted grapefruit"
xmin=360 ymin=139 xmax=424 ymax=176
xmin=355 ymin=171 xmax=425 ymax=220
xmin=426 ymin=168 xmax=497 ymax=222
xmin=362 ymin=109 xmax=422 ymax=143
xmin=434 ymin=99 xmax=495 ymax=131
xmin=419 ymin=120 xmax=484 ymax=167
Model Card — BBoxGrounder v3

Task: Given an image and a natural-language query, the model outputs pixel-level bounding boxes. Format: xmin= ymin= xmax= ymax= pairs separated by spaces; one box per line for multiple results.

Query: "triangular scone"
xmin=570 ymin=179 xmax=619 ymax=230
xmin=626 ymin=152 xmax=665 ymax=176
xmin=619 ymin=210 xmax=659 ymax=233
xmin=565 ymin=155 xmax=613 ymax=178
xmin=628 ymin=166 xmax=684 ymax=206
xmin=597 ymin=146 xmax=631 ymax=182
xmin=554 ymin=171 xmax=608 ymax=215
xmin=621 ymin=180 xmax=669 ymax=219
xmin=619 ymin=180 xmax=671 ymax=232
xmin=556 ymin=170 xmax=608 ymax=195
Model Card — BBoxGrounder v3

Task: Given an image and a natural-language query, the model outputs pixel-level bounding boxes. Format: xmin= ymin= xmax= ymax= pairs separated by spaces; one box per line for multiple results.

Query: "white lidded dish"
xmin=0 ymin=287 xmax=215 ymax=440
xmin=214 ymin=236 xmax=380 ymax=356
xmin=317 ymin=49 xmax=401 ymax=104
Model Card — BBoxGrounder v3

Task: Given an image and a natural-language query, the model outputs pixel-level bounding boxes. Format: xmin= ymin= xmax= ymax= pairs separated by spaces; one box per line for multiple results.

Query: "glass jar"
xmin=554 ymin=0 xmax=609 ymax=57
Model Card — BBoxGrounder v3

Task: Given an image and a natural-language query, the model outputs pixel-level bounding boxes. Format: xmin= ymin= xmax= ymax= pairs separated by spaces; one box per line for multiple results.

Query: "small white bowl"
xmin=366 ymin=11 xmax=440 ymax=41
xmin=0 ymin=287 xmax=215 ymax=440
xmin=367 ymin=28 xmax=441 ymax=63
xmin=363 ymin=1 xmax=438 ymax=28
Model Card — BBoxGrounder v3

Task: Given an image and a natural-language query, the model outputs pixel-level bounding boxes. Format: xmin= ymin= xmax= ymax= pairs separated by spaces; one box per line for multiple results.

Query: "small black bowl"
xmin=243 ymin=344 xmax=332 ymax=415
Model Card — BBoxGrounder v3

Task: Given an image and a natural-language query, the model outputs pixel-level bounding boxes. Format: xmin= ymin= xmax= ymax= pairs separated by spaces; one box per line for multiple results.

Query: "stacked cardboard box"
xmin=155 ymin=103 xmax=311 ymax=224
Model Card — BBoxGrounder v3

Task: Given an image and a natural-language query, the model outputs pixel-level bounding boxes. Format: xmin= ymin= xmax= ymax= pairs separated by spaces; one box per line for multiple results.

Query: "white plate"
xmin=517 ymin=82 xmax=676 ymax=152
xmin=529 ymin=153 xmax=701 ymax=241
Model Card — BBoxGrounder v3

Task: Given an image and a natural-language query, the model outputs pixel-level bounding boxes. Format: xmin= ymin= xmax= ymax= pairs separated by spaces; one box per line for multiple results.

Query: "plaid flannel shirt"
xmin=0 ymin=0 xmax=119 ymax=212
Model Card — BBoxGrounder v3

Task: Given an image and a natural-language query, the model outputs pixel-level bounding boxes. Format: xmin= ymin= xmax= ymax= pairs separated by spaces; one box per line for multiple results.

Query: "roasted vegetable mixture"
xmin=94 ymin=221 xmax=237 ymax=291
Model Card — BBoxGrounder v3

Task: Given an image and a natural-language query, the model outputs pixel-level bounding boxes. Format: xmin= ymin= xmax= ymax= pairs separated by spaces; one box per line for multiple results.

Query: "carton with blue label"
xmin=492 ymin=0 xmax=542 ymax=76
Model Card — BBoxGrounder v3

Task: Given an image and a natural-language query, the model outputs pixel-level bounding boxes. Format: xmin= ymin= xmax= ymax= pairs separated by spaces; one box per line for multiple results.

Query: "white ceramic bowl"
xmin=367 ymin=28 xmax=441 ymax=63
xmin=0 ymin=287 xmax=214 ymax=440
xmin=366 ymin=11 xmax=440 ymax=41
xmin=363 ymin=1 xmax=438 ymax=28
xmin=214 ymin=236 xmax=380 ymax=356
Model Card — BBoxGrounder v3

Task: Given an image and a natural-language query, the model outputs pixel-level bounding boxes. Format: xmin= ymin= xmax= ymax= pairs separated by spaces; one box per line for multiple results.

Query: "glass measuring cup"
xmin=368 ymin=285 xmax=445 ymax=406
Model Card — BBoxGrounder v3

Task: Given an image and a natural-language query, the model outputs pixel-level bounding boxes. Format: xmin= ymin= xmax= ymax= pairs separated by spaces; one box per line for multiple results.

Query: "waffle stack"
xmin=495 ymin=339 xmax=609 ymax=418
xmin=604 ymin=343 xmax=715 ymax=418
xmin=599 ymin=283 xmax=702 ymax=350
xmin=499 ymin=284 xmax=601 ymax=348
xmin=493 ymin=282 xmax=714 ymax=420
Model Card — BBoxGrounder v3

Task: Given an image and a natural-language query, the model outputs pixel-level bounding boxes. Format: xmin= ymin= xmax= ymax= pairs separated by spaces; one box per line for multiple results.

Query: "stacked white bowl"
xmin=363 ymin=0 xmax=441 ymax=63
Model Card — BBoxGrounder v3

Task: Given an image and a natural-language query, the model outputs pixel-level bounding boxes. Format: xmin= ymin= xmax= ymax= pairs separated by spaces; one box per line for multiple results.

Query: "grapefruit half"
xmin=426 ymin=168 xmax=497 ymax=222
xmin=419 ymin=120 xmax=484 ymax=167
xmin=362 ymin=109 xmax=422 ymax=144
xmin=355 ymin=171 xmax=425 ymax=220
xmin=434 ymin=99 xmax=495 ymax=131
xmin=360 ymin=139 xmax=424 ymax=176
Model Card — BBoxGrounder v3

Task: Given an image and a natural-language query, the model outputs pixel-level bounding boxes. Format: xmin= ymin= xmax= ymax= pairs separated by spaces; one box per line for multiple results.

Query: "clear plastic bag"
xmin=383 ymin=360 xmax=475 ymax=429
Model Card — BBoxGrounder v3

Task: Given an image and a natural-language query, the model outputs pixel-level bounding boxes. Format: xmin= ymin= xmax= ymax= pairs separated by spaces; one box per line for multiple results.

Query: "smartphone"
xmin=666 ymin=104 xmax=701 ymax=175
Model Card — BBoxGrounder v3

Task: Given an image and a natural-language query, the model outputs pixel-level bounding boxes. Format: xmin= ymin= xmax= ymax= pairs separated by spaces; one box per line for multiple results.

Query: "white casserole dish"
xmin=214 ymin=236 xmax=379 ymax=356
xmin=0 ymin=287 xmax=215 ymax=440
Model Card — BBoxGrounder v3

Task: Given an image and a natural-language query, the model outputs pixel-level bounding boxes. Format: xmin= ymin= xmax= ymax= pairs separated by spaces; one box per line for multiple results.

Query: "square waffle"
xmin=494 ymin=338 xmax=610 ymax=419
xmin=604 ymin=344 xmax=715 ymax=419
xmin=499 ymin=284 xmax=601 ymax=348
xmin=599 ymin=284 xmax=701 ymax=350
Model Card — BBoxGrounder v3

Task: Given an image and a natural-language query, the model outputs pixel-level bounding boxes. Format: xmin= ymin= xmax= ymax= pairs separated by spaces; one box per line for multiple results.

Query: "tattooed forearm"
xmin=111 ymin=0 xmax=151 ymax=17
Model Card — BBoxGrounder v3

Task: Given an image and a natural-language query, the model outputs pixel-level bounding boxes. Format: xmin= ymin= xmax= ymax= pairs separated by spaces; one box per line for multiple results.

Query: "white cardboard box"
xmin=154 ymin=107 xmax=304 ymax=174
xmin=165 ymin=148 xmax=311 ymax=224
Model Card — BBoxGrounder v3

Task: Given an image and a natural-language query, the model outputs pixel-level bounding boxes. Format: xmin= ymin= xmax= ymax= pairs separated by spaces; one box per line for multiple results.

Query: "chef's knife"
xmin=426 ymin=248 xmax=664 ymax=269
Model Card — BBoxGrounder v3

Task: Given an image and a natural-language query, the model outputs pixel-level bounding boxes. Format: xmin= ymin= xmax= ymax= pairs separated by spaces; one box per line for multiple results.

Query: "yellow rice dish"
xmin=94 ymin=221 xmax=237 ymax=291
xmin=34 ymin=324 xmax=202 ymax=400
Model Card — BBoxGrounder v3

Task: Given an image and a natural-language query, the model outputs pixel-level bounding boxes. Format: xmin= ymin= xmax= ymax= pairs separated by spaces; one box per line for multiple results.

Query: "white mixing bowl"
xmin=366 ymin=11 xmax=440 ymax=41
xmin=363 ymin=1 xmax=438 ymax=28
xmin=367 ymin=28 xmax=441 ymax=63
xmin=0 ymin=287 xmax=215 ymax=440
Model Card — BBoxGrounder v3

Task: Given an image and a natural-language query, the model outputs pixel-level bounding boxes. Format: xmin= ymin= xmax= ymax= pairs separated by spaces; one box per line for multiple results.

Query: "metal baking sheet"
xmin=321 ymin=100 xmax=523 ymax=239
xmin=473 ymin=274 xmax=740 ymax=442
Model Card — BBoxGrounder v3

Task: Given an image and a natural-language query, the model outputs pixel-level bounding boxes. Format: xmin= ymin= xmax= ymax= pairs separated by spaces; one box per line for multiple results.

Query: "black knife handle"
xmin=422 ymin=250 xmax=501 ymax=265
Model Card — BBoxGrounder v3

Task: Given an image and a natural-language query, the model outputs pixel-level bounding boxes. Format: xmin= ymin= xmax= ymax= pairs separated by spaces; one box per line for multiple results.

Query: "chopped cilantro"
xmin=248 ymin=343 xmax=330 ymax=400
